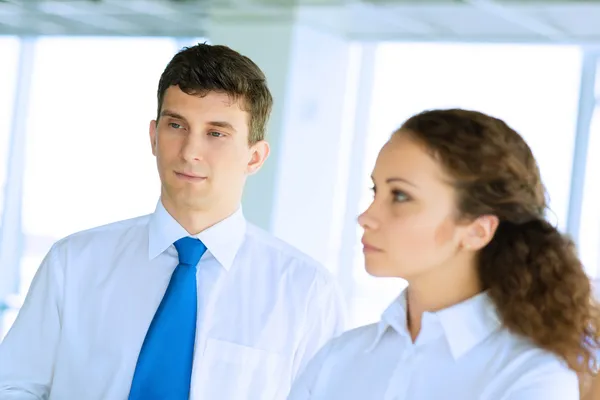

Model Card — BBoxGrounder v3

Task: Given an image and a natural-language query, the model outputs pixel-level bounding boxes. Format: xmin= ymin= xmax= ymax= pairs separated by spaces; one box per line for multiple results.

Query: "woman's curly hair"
xmin=400 ymin=108 xmax=600 ymax=374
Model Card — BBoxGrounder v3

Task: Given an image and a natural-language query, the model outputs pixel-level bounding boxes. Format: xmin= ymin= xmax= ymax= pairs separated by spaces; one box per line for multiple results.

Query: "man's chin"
xmin=163 ymin=188 xmax=210 ymax=206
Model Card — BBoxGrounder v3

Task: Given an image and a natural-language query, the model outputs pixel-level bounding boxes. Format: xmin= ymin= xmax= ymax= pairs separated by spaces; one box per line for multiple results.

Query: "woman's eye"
xmin=392 ymin=190 xmax=409 ymax=203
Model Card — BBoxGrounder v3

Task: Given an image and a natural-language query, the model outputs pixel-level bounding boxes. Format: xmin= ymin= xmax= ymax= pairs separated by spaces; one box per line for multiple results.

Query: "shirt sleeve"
xmin=289 ymin=270 xmax=347 ymax=383
xmin=287 ymin=338 xmax=336 ymax=400
xmin=503 ymin=360 xmax=579 ymax=400
xmin=0 ymin=243 xmax=65 ymax=399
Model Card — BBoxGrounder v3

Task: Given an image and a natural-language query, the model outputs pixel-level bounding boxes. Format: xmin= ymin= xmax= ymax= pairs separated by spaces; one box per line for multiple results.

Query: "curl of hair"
xmin=480 ymin=219 xmax=600 ymax=373
xmin=400 ymin=109 xmax=600 ymax=374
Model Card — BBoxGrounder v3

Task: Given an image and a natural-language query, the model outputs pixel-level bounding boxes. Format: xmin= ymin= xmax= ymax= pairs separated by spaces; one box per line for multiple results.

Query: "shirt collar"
xmin=148 ymin=199 xmax=247 ymax=271
xmin=365 ymin=291 xmax=410 ymax=353
xmin=367 ymin=288 xmax=501 ymax=359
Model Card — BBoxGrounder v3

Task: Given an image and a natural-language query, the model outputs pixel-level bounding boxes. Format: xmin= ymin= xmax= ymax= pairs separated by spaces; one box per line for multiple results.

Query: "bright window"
xmin=19 ymin=37 xmax=179 ymax=296
xmin=579 ymin=104 xmax=600 ymax=278
xmin=0 ymin=37 xmax=21 ymax=224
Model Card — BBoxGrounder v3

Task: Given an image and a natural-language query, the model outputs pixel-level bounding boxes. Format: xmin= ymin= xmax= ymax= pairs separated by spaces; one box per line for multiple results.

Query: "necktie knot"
xmin=174 ymin=237 xmax=207 ymax=267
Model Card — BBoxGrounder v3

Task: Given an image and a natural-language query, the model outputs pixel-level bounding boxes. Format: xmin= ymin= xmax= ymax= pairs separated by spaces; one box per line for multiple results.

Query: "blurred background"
xmin=0 ymin=0 xmax=599 ymax=339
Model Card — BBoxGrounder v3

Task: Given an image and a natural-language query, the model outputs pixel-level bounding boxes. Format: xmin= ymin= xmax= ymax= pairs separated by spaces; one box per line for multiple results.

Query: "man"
xmin=0 ymin=43 xmax=346 ymax=399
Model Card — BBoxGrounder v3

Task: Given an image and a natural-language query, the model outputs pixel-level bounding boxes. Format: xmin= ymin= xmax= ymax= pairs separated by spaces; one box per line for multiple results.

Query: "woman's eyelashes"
xmin=370 ymin=185 xmax=411 ymax=203
xmin=391 ymin=189 xmax=410 ymax=203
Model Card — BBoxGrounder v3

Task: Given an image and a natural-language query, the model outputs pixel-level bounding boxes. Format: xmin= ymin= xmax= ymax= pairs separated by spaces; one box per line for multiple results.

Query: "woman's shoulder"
xmin=287 ymin=322 xmax=384 ymax=396
xmin=495 ymin=326 xmax=571 ymax=368
xmin=325 ymin=322 xmax=383 ymax=356
xmin=487 ymin=328 xmax=578 ymax=396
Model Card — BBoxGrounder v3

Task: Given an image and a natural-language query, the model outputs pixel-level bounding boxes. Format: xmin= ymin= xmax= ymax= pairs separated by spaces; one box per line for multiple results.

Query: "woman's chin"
xmin=365 ymin=263 xmax=394 ymax=278
xmin=365 ymin=262 xmax=412 ymax=280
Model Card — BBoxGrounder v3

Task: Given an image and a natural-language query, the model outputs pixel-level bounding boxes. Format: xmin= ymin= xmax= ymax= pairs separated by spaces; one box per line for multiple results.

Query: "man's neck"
xmin=161 ymin=197 xmax=238 ymax=235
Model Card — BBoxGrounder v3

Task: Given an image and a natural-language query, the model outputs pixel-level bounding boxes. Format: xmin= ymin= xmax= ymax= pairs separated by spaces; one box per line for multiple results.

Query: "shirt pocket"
xmin=192 ymin=338 xmax=285 ymax=400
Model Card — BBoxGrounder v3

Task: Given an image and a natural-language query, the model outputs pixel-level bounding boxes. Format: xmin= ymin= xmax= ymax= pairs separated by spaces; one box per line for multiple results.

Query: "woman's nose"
xmin=358 ymin=210 xmax=379 ymax=230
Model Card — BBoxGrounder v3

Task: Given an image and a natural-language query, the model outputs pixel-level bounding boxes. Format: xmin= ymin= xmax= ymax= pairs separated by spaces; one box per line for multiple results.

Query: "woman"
xmin=288 ymin=109 xmax=600 ymax=399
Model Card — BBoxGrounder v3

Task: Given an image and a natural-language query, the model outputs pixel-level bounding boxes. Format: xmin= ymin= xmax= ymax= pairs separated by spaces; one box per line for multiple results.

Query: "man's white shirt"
xmin=0 ymin=201 xmax=346 ymax=400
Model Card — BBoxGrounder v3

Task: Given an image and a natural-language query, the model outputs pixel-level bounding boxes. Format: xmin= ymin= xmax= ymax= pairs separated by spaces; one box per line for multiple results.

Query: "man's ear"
xmin=149 ymin=120 xmax=158 ymax=156
xmin=246 ymin=140 xmax=270 ymax=175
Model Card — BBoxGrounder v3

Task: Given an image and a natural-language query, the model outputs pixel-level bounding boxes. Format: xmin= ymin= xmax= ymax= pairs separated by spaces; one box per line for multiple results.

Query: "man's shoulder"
xmin=243 ymin=223 xmax=332 ymax=281
xmin=54 ymin=214 xmax=151 ymax=251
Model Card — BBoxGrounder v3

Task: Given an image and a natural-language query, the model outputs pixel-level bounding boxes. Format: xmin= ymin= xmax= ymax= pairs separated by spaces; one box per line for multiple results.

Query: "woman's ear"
xmin=462 ymin=215 xmax=499 ymax=251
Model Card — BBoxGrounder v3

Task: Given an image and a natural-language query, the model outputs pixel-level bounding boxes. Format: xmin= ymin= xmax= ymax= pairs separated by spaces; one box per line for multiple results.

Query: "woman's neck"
xmin=406 ymin=259 xmax=482 ymax=342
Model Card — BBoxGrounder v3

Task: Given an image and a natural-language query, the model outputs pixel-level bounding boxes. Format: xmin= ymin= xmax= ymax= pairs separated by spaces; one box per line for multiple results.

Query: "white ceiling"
xmin=1 ymin=0 xmax=600 ymax=44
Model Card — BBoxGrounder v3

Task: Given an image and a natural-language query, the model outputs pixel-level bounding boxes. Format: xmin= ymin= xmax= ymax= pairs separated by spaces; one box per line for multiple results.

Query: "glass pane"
xmin=351 ymin=43 xmax=582 ymax=328
xmin=0 ymin=36 xmax=21 ymax=225
xmin=580 ymin=106 xmax=600 ymax=278
xmin=20 ymin=37 xmax=178 ymax=296
xmin=0 ymin=37 xmax=21 ymax=339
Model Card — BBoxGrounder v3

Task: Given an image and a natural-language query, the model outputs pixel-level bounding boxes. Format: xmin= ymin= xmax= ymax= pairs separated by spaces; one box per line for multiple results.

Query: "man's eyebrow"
xmin=159 ymin=111 xmax=236 ymax=132
xmin=208 ymin=121 xmax=236 ymax=132
xmin=160 ymin=109 xmax=187 ymax=122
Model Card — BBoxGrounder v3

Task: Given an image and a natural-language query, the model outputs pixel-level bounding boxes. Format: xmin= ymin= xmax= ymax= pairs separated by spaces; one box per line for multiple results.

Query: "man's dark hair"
xmin=157 ymin=43 xmax=273 ymax=144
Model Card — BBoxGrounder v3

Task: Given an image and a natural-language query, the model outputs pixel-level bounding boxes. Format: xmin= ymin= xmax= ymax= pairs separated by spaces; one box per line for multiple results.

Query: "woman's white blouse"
xmin=288 ymin=290 xmax=578 ymax=400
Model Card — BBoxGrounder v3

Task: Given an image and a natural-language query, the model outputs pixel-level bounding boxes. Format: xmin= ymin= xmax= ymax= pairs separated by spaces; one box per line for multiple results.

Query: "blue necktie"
xmin=129 ymin=237 xmax=207 ymax=400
